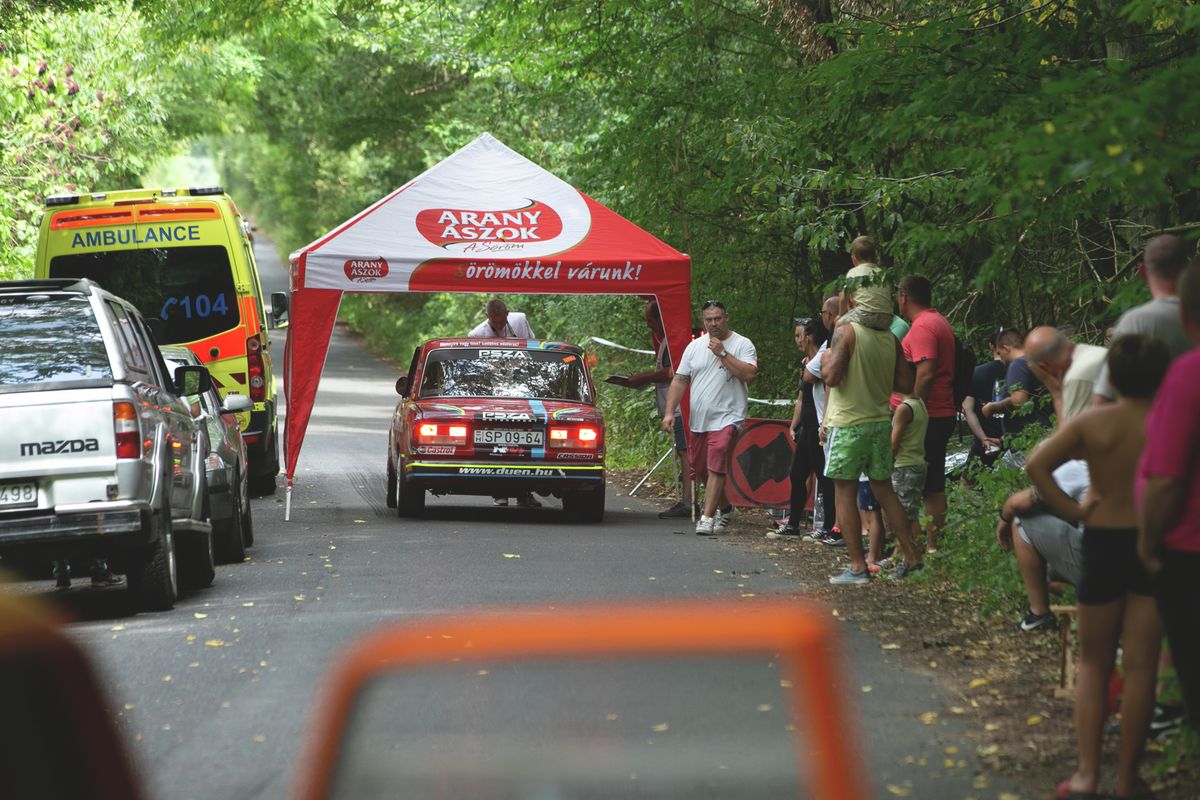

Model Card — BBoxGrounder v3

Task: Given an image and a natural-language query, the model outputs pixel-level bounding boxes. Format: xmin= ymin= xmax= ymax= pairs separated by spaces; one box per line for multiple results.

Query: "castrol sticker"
xmin=416 ymin=200 xmax=563 ymax=251
xmin=344 ymin=257 xmax=389 ymax=283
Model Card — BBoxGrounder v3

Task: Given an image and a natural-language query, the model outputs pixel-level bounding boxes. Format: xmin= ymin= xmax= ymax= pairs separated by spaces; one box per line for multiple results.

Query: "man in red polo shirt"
xmin=896 ymin=274 xmax=956 ymax=553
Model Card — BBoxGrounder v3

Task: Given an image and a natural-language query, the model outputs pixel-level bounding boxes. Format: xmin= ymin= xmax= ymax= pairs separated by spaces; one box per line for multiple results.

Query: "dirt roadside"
xmin=613 ymin=470 xmax=1198 ymax=800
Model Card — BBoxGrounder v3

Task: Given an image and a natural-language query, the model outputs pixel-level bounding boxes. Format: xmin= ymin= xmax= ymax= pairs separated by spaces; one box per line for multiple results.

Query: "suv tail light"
xmin=415 ymin=422 xmax=469 ymax=446
xmin=548 ymin=425 xmax=600 ymax=449
xmin=247 ymin=335 xmax=266 ymax=402
xmin=113 ymin=402 xmax=140 ymax=459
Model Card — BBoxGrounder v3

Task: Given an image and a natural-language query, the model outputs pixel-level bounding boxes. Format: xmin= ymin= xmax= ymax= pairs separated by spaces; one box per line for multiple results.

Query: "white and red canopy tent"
xmin=284 ymin=133 xmax=693 ymax=515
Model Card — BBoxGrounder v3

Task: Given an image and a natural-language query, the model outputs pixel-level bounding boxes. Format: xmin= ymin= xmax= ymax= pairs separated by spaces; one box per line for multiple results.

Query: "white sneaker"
xmin=714 ymin=510 xmax=731 ymax=531
xmin=695 ymin=515 xmax=716 ymax=535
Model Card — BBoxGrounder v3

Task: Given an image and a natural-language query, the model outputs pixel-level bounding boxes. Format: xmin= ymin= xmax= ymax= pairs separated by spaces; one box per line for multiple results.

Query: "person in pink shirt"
xmin=1137 ymin=260 xmax=1200 ymax=732
xmin=895 ymin=274 xmax=956 ymax=552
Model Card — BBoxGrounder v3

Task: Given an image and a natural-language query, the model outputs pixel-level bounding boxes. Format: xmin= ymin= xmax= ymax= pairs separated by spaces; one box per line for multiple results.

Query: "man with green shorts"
xmin=821 ymin=312 xmax=923 ymax=583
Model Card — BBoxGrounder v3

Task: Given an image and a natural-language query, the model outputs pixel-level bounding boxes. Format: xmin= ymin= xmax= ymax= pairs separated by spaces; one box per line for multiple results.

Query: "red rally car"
xmin=386 ymin=338 xmax=605 ymax=521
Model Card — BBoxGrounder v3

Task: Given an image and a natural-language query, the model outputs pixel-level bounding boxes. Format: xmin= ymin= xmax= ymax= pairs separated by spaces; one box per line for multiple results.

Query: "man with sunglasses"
xmin=662 ymin=300 xmax=758 ymax=534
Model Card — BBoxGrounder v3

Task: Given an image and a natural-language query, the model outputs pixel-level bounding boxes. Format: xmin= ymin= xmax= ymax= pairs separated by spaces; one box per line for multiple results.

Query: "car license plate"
xmin=474 ymin=429 xmax=543 ymax=447
xmin=0 ymin=480 xmax=37 ymax=509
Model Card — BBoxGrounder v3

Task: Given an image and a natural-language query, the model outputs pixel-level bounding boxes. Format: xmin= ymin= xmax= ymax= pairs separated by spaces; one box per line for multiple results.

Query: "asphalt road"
xmin=20 ymin=235 xmax=1026 ymax=800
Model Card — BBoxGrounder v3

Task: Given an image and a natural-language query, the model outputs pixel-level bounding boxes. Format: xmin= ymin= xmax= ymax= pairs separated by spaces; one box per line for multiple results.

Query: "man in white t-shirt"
xmin=662 ymin=300 xmax=758 ymax=534
xmin=468 ymin=298 xmax=535 ymax=339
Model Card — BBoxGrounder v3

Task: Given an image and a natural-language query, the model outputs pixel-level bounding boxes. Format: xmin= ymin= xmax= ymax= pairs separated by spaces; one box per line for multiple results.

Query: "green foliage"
xmin=0 ymin=1 xmax=256 ymax=279
xmin=940 ymin=423 xmax=1055 ymax=618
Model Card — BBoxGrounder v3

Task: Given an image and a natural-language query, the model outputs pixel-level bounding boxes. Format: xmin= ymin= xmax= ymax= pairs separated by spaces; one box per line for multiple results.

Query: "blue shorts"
xmin=857 ymin=480 xmax=880 ymax=511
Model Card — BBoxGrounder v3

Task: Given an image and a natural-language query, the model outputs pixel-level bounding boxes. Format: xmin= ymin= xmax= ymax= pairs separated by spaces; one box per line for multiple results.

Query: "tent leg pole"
xmin=629 ymin=447 xmax=674 ymax=497
xmin=285 ymin=483 xmax=292 ymax=522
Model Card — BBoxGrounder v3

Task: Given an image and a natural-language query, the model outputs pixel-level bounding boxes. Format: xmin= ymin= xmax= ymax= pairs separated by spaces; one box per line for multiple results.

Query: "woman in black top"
xmin=770 ymin=317 xmax=829 ymax=537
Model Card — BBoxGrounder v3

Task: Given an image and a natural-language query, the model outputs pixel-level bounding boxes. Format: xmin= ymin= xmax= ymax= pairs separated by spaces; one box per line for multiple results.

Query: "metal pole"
xmin=629 ymin=447 xmax=675 ymax=496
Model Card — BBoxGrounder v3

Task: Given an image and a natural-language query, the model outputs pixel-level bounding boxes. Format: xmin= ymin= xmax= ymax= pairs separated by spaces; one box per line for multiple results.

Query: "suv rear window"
xmin=0 ymin=295 xmax=112 ymax=391
xmin=419 ymin=348 xmax=592 ymax=402
xmin=49 ymin=245 xmax=238 ymax=344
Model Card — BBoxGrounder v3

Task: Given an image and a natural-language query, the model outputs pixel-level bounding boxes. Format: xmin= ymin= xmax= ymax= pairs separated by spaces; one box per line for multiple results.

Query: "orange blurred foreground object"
xmin=0 ymin=590 xmax=144 ymax=800
xmin=292 ymin=599 xmax=868 ymax=800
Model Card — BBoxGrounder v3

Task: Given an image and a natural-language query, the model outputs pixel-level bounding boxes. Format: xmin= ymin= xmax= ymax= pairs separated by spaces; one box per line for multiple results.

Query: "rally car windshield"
xmin=49 ymin=245 xmax=238 ymax=344
xmin=419 ymin=348 xmax=592 ymax=403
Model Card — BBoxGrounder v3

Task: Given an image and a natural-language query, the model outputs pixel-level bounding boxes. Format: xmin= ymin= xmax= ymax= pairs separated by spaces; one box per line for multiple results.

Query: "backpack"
xmin=952 ymin=334 xmax=977 ymax=411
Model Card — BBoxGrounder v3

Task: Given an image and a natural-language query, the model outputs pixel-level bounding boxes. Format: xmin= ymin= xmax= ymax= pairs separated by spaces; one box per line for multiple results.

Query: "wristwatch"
xmin=717 ymin=350 xmax=729 ymax=359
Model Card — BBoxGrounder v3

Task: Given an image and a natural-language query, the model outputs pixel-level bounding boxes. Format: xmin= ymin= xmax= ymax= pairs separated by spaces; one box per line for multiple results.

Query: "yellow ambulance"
xmin=35 ymin=186 xmax=283 ymax=496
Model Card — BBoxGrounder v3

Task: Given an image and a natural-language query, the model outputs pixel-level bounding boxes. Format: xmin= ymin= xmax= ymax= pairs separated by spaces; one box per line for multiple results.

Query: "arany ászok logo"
xmin=415 ymin=200 xmax=563 ymax=249
xmin=343 ymin=257 xmax=389 ymax=283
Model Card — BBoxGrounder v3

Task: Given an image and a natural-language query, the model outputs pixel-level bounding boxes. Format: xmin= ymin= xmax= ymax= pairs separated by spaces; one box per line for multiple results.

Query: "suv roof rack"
xmin=0 ymin=278 xmax=97 ymax=294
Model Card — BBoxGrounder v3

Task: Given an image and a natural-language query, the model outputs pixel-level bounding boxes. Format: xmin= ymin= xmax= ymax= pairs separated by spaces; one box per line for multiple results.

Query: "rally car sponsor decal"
xmin=479 ymin=411 xmax=535 ymax=422
xmin=425 ymin=403 xmax=467 ymax=416
xmin=415 ymin=445 xmax=455 ymax=455
xmin=456 ymin=466 xmax=563 ymax=477
xmin=479 ymin=349 xmax=530 ymax=360
xmin=556 ymin=452 xmax=596 ymax=461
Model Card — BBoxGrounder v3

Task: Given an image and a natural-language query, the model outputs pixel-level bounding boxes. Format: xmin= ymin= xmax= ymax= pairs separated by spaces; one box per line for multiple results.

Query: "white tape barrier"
xmin=585 ymin=335 xmax=654 ymax=355
xmin=586 ymin=336 xmax=791 ymax=407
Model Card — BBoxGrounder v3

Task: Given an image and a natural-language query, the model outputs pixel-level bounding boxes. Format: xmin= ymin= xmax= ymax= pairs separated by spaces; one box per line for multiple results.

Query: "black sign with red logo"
xmin=725 ymin=418 xmax=794 ymax=509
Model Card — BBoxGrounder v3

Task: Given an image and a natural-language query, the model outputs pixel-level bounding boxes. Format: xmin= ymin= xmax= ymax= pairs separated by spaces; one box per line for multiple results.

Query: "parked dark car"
xmin=161 ymin=347 xmax=254 ymax=563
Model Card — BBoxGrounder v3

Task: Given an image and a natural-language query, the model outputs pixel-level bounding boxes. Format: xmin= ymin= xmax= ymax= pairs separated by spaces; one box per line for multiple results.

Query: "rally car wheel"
xmin=385 ymin=459 xmax=398 ymax=508
xmin=563 ymin=487 xmax=605 ymax=523
xmin=396 ymin=462 xmax=425 ymax=517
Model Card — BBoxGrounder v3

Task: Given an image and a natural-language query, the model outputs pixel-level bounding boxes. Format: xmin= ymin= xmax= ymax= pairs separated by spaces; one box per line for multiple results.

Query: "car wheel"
xmin=127 ymin=502 xmax=178 ymax=611
xmin=396 ymin=461 xmax=425 ymax=517
xmin=385 ymin=459 xmax=398 ymax=508
xmin=563 ymin=486 xmax=605 ymax=523
xmin=249 ymin=472 xmax=277 ymax=497
xmin=240 ymin=477 xmax=254 ymax=548
xmin=214 ymin=479 xmax=247 ymax=564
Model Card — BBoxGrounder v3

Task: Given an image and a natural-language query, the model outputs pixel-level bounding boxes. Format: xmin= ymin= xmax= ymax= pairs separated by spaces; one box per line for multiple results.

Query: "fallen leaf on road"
xmin=111 ymin=625 xmax=126 ymax=632
xmin=968 ymin=677 xmax=990 ymax=689
xmin=651 ymin=723 xmax=669 ymax=732
xmin=162 ymin=675 xmax=171 ymax=683
xmin=985 ymin=722 xmax=1001 ymax=732
xmin=977 ymin=744 xmax=998 ymax=756
xmin=648 ymin=576 xmax=656 ymax=581
xmin=882 ymin=643 xmax=901 ymax=650
xmin=944 ymin=746 xmax=957 ymax=755
xmin=221 ymin=701 xmax=231 ymax=708
xmin=252 ymin=734 xmax=266 ymax=743
xmin=919 ymin=711 xmax=938 ymax=725
xmin=973 ymin=775 xmax=990 ymax=789
xmin=353 ymin=519 xmax=365 ymax=524
xmin=950 ymin=706 xmax=966 ymax=715
xmin=886 ymin=785 xmax=911 ymax=796
xmin=241 ymin=602 xmax=254 ymax=607
xmin=999 ymin=794 xmax=1021 ymax=800
xmin=861 ymin=686 xmax=873 ymax=693
xmin=1027 ymin=714 xmax=1043 ymax=726
xmin=713 ymin=570 xmax=723 ymax=574
xmin=186 ymin=634 xmax=196 ymax=642
xmin=502 ymin=553 xmax=521 ymax=559
xmin=779 ymin=679 xmax=792 ymax=688
xmin=188 ymin=662 xmax=200 ymax=668
xmin=123 ymin=703 xmax=135 ymax=711
xmin=193 ymin=613 xmax=208 ymax=619
xmin=205 ymin=640 xmax=225 ymax=648
xmin=831 ymin=609 xmax=840 ymax=617
xmin=740 ymin=593 xmax=757 ymax=598
xmin=294 ymin=594 xmax=305 ymax=601
xmin=606 ymin=714 xmax=618 ymax=721
xmin=757 ymin=704 xmax=772 ymax=712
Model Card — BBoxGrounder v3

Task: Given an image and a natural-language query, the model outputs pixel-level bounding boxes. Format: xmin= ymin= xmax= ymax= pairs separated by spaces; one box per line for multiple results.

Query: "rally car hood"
xmin=411 ymin=397 xmax=601 ymax=425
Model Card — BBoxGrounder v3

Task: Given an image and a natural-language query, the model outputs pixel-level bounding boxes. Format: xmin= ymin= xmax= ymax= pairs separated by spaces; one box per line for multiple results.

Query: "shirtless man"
xmin=1025 ymin=335 xmax=1171 ymax=800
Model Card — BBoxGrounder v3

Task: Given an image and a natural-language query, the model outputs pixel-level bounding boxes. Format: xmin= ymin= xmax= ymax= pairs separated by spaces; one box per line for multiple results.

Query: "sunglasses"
xmin=793 ymin=317 xmax=814 ymax=327
xmin=702 ymin=300 xmax=726 ymax=311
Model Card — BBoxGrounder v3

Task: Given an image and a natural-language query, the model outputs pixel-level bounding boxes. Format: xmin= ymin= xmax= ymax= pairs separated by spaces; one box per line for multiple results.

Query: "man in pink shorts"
xmin=662 ymin=300 xmax=758 ymax=534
